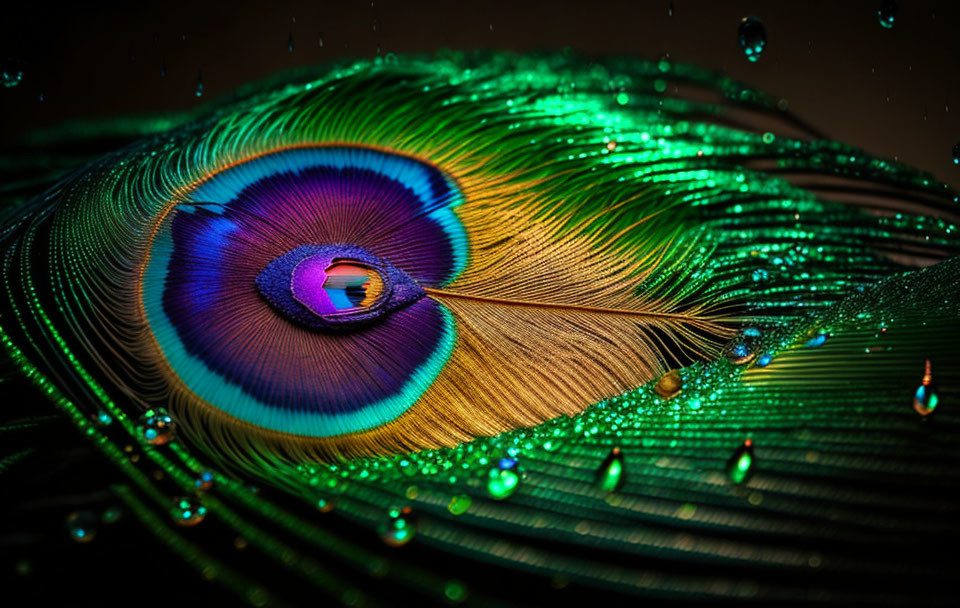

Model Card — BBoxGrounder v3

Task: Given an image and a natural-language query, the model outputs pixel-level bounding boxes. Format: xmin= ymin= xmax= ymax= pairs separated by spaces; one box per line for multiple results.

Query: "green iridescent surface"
xmin=1 ymin=51 xmax=959 ymax=605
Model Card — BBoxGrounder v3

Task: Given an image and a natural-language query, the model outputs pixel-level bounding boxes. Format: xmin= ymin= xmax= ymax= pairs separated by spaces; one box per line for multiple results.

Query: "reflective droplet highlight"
xmin=597 ymin=447 xmax=624 ymax=492
xmin=1 ymin=59 xmax=24 ymax=88
xmin=726 ymin=438 xmax=754 ymax=484
xmin=137 ymin=408 xmax=176 ymax=445
xmin=66 ymin=511 xmax=98 ymax=543
xmin=487 ymin=458 xmax=519 ymax=500
xmin=952 ymin=142 xmax=959 ymax=166
xmin=738 ymin=17 xmax=766 ymax=62
xmin=914 ymin=359 xmax=939 ymax=416
xmin=172 ymin=496 xmax=207 ymax=526
xmin=380 ymin=506 xmax=417 ymax=546
xmin=878 ymin=0 xmax=898 ymax=29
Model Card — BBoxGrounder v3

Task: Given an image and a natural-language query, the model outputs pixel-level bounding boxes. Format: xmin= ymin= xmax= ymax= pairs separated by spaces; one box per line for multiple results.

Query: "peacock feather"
xmin=1 ymin=51 xmax=958 ymax=605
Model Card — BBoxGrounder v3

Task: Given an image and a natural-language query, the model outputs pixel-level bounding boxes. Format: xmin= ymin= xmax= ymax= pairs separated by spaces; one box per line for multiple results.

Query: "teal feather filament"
xmin=1 ymin=50 xmax=959 ymax=605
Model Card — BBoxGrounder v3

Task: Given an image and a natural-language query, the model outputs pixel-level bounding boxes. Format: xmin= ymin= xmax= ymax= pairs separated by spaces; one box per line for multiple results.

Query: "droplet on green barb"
xmin=597 ymin=447 xmax=625 ymax=492
xmin=914 ymin=359 xmax=939 ymax=416
xmin=380 ymin=506 xmax=417 ymax=547
xmin=726 ymin=438 xmax=754 ymax=484
xmin=487 ymin=459 xmax=519 ymax=500
xmin=447 ymin=494 xmax=472 ymax=515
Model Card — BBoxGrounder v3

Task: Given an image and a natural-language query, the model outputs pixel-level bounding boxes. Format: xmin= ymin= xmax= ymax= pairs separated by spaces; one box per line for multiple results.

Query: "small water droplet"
xmin=738 ymin=17 xmax=766 ymax=63
xmin=288 ymin=32 xmax=294 ymax=53
xmin=447 ymin=494 xmax=472 ymax=515
xmin=726 ymin=438 xmax=754 ymax=484
xmin=914 ymin=359 xmax=939 ymax=416
xmin=1 ymin=58 xmax=25 ymax=88
xmin=597 ymin=447 xmax=625 ymax=492
xmin=805 ymin=333 xmax=828 ymax=348
xmin=195 ymin=71 xmax=204 ymax=98
xmin=194 ymin=471 xmax=214 ymax=491
xmin=952 ymin=142 xmax=960 ymax=166
xmin=878 ymin=0 xmax=898 ymax=29
xmin=318 ymin=34 xmax=324 ymax=47
xmin=172 ymin=496 xmax=207 ymax=526
xmin=137 ymin=408 xmax=176 ymax=445
xmin=668 ymin=1 xmax=674 ymax=17
xmin=160 ymin=57 xmax=167 ymax=78
xmin=727 ymin=327 xmax=761 ymax=364
xmin=380 ymin=506 xmax=417 ymax=546
xmin=487 ymin=458 xmax=519 ymax=500
xmin=445 ymin=580 xmax=468 ymax=603
xmin=316 ymin=496 xmax=336 ymax=513
xmin=66 ymin=511 xmax=98 ymax=543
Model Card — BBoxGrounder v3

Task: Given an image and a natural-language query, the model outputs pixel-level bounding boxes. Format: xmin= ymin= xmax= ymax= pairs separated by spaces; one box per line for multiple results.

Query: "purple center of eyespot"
xmin=256 ymin=244 xmax=425 ymax=331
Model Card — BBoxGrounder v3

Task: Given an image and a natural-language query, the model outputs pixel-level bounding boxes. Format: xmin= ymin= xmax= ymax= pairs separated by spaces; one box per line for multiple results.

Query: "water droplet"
xmin=445 ymin=580 xmax=468 ymax=603
xmin=805 ymin=333 xmax=828 ymax=348
xmin=756 ymin=353 xmax=773 ymax=367
xmin=316 ymin=496 xmax=336 ymax=513
xmin=654 ymin=370 xmax=683 ymax=399
xmin=160 ymin=57 xmax=167 ymax=78
xmin=727 ymin=328 xmax=761 ymax=364
xmin=878 ymin=0 xmax=898 ymax=29
xmin=195 ymin=71 xmax=204 ymax=98
xmin=913 ymin=359 xmax=939 ymax=416
xmin=137 ymin=408 xmax=176 ymax=445
xmin=318 ymin=34 xmax=324 ymax=47
xmin=172 ymin=496 xmax=207 ymax=526
xmin=66 ymin=511 xmax=97 ymax=543
xmin=447 ymin=494 xmax=472 ymax=515
xmin=194 ymin=471 xmax=214 ymax=491
xmin=288 ymin=32 xmax=294 ymax=53
xmin=738 ymin=17 xmax=766 ymax=62
xmin=952 ymin=142 xmax=959 ymax=166
xmin=486 ymin=458 xmax=519 ymax=500
xmin=1 ymin=59 xmax=25 ymax=88
xmin=597 ymin=447 xmax=624 ymax=492
xmin=726 ymin=439 xmax=754 ymax=484
xmin=380 ymin=506 xmax=417 ymax=546
xmin=668 ymin=1 xmax=674 ymax=17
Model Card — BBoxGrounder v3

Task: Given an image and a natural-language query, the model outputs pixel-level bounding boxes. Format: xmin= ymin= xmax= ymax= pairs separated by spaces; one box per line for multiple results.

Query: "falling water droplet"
xmin=487 ymin=458 xmax=520 ymax=500
xmin=288 ymin=31 xmax=294 ymax=53
xmin=654 ymin=370 xmax=683 ymax=399
xmin=195 ymin=71 xmax=204 ymax=98
xmin=737 ymin=17 xmax=766 ymax=63
xmin=172 ymin=496 xmax=207 ymax=526
xmin=597 ymin=447 xmax=625 ymax=492
xmin=380 ymin=506 xmax=417 ymax=546
xmin=878 ymin=0 xmax=898 ymax=29
xmin=160 ymin=57 xmax=167 ymax=78
xmin=913 ymin=359 xmax=939 ymax=416
xmin=318 ymin=34 xmax=324 ymax=47
xmin=137 ymin=408 xmax=176 ymax=445
xmin=668 ymin=1 xmax=674 ymax=17
xmin=726 ymin=439 xmax=754 ymax=484
xmin=66 ymin=511 xmax=98 ymax=543
xmin=952 ymin=142 xmax=960 ymax=166
xmin=447 ymin=494 xmax=472 ymax=515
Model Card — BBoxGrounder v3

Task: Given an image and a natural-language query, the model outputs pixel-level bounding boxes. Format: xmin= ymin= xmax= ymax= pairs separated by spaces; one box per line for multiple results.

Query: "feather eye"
xmin=0 ymin=63 xmax=737 ymax=463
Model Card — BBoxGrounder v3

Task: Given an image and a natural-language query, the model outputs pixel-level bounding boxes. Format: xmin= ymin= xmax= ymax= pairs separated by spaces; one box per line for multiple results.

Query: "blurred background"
xmin=1 ymin=0 xmax=958 ymax=188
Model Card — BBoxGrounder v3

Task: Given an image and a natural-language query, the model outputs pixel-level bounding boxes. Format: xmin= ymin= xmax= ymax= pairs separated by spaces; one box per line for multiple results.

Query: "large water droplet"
xmin=726 ymin=439 xmax=754 ymax=484
xmin=738 ymin=17 xmax=766 ymax=62
xmin=597 ymin=447 xmax=625 ymax=492
xmin=137 ymin=408 xmax=176 ymax=445
xmin=447 ymin=494 xmax=472 ymax=516
xmin=878 ymin=0 xmax=898 ymax=29
xmin=486 ymin=458 xmax=519 ymax=500
xmin=654 ymin=370 xmax=683 ymax=399
xmin=172 ymin=496 xmax=207 ymax=526
xmin=380 ymin=507 xmax=417 ymax=546
xmin=914 ymin=359 xmax=939 ymax=416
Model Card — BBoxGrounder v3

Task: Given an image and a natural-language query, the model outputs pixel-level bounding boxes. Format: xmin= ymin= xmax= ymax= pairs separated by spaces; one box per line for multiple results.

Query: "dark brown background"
xmin=2 ymin=0 xmax=958 ymax=188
